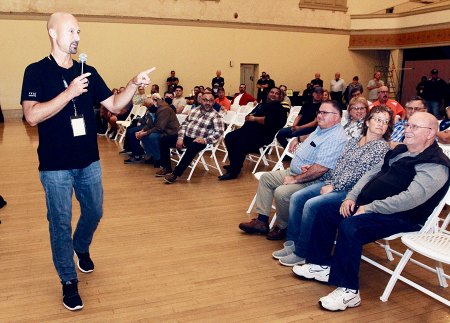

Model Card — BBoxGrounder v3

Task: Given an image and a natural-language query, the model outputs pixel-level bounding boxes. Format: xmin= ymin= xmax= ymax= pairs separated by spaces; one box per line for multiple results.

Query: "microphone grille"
xmin=79 ymin=53 xmax=87 ymax=63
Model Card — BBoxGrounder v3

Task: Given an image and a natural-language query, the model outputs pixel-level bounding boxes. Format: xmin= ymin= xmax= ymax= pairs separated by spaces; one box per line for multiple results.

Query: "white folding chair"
xmin=246 ymin=138 xmax=298 ymax=229
xmin=361 ymin=187 xmax=450 ymax=305
xmin=211 ymin=111 xmax=237 ymax=158
xmin=250 ymin=106 xmax=302 ymax=173
xmin=176 ymin=141 xmax=223 ymax=181
xmin=176 ymin=114 xmax=188 ymax=124
xmin=221 ymin=107 xmax=252 ymax=163
xmin=115 ymin=105 xmax=147 ymax=144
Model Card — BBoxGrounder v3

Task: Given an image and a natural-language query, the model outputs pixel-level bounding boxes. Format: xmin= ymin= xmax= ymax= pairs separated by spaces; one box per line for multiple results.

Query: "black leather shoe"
xmin=218 ymin=173 xmax=238 ymax=181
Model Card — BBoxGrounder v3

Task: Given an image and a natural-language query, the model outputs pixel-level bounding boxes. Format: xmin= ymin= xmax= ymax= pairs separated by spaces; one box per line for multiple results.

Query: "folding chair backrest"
xmin=222 ymin=110 xmax=237 ymax=125
xmin=124 ymin=105 xmax=141 ymax=122
xmin=134 ymin=106 xmax=147 ymax=119
xmin=438 ymin=143 xmax=450 ymax=159
xmin=341 ymin=110 xmax=349 ymax=126
xmin=286 ymin=106 xmax=302 ymax=127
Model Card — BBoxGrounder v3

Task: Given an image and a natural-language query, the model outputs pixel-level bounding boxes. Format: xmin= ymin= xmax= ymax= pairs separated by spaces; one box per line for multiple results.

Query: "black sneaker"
xmin=62 ymin=279 xmax=83 ymax=311
xmin=124 ymin=156 xmax=143 ymax=164
xmin=74 ymin=250 xmax=94 ymax=273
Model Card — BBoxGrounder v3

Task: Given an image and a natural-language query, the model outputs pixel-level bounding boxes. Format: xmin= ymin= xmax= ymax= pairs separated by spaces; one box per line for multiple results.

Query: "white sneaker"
xmin=319 ymin=287 xmax=361 ymax=311
xmin=292 ymin=263 xmax=330 ymax=282
xmin=272 ymin=240 xmax=295 ymax=260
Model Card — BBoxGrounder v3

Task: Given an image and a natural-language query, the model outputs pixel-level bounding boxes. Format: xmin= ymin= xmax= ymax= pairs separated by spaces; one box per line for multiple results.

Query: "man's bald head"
xmin=47 ymin=12 xmax=80 ymax=55
xmin=404 ymin=112 xmax=438 ymax=152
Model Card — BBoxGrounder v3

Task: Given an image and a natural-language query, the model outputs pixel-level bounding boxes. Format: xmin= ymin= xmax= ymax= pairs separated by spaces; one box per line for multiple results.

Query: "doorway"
xmin=240 ymin=64 xmax=258 ymax=97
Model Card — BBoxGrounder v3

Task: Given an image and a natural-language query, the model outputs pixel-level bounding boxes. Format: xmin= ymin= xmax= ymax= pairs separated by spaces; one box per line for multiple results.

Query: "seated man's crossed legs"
xmin=156 ymin=134 xmax=206 ymax=184
xmin=220 ymin=129 xmax=269 ymax=180
xmin=238 ymin=168 xmax=318 ymax=240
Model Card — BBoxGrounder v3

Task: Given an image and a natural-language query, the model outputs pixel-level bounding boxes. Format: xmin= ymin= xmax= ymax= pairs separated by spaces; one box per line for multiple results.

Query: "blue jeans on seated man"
xmin=287 ymin=181 xmax=347 ymax=258
xmin=39 ymin=160 xmax=103 ymax=283
xmin=305 ymin=204 xmax=421 ymax=290
xmin=276 ymin=126 xmax=316 ymax=148
xmin=141 ymin=132 xmax=161 ymax=161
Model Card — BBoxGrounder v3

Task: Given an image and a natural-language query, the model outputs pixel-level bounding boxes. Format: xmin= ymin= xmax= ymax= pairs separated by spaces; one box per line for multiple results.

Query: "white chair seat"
xmin=402 ymin=233 xmax=450 ymax=264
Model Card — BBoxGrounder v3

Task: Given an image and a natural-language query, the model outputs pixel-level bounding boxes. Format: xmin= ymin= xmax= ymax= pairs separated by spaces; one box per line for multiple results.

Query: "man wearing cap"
xmin=276 ymin=87 xmax=323 ymax=148
xmin=422 ymin=69 xmax=447 ymax=118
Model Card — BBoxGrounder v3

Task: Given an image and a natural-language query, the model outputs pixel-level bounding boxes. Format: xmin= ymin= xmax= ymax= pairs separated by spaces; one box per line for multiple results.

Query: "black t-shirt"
xmin=211 ymin=76 xmax=224 ymax=88
xmin=298 ymin=101 xmax=321 ymax=126
xmin=21 ymin=56 xmax=112 ymax=171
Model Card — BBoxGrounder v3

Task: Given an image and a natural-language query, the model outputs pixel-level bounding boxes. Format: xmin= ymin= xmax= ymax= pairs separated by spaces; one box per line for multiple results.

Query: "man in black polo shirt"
xmin=21 ymin=12 xmax=153 ymax=311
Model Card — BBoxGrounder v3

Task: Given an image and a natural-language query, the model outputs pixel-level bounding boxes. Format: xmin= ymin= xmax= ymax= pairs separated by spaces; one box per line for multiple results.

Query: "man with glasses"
xmin=156 ymin=92 xmax=224 ymax=184
xmin=391 ymin=96 xmax=428 ymax=143
xmin=238 ymin=101 xmax=348 ymax=240
xmin=369 ymin=85 xmax=405 ymax=119
xmin=294 ymin=111 xmax=450 ymax=311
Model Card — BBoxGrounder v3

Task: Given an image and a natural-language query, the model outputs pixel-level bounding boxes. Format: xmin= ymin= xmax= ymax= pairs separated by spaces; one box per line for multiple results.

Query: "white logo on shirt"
xmin=28 ymin=92 xmax=36 ymax=97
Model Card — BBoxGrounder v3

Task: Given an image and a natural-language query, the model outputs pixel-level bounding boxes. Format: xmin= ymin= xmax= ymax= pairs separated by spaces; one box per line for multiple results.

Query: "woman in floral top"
xmin=343 ymin=97 xmax=369 ymax=139
xmin=273 ymin=105 xmax=393 ymax=266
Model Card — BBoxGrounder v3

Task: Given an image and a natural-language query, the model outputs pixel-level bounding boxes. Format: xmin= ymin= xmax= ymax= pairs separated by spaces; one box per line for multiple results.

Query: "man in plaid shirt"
xmin=156 ymin=92 xmax=224 ymax=183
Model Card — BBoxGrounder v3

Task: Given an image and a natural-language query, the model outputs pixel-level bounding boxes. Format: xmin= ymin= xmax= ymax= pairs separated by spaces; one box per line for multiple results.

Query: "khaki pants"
xmin=255 ymin=168 xmax=319 ymax=228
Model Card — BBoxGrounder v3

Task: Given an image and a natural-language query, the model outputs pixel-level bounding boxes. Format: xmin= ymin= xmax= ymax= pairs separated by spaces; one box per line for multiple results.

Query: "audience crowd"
xmin=95 ymin=68 xmax=450 ymax=311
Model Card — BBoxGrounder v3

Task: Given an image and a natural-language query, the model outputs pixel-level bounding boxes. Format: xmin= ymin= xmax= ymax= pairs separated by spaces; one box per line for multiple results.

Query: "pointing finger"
xmin=143 ymin=67 xmax=156 ymax=75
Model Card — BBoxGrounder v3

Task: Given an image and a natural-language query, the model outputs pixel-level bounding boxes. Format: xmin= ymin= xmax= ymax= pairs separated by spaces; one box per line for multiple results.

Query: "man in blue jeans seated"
xmin=293 ymin=112 xmax=450 ymax=311
xmin=21 ymin=12 xmax=154 ymax=311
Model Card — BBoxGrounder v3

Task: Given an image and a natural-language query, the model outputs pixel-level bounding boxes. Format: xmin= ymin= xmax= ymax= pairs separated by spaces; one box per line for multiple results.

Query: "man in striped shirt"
xmin=156 ymin=92 xmax=224 ymax=183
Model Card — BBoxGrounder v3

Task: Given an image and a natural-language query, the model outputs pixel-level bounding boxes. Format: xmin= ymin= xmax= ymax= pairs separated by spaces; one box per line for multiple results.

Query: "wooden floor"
xmin=0 ymin=118 xmax=449 ymax=322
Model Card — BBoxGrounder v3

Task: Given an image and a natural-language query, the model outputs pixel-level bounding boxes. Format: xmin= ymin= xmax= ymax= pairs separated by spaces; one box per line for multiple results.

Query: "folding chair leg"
xmin=212 ymin=153 xmax=223 ymax=176
xmin=380 ymin=249 xmax=413 ymax=302
xmin=436 ymin=262 xmax=448 ymax=288
xmin=269 ymin=214 xmax=277 ymax=230
xmin=383 ymin=240 xmax=395 ymax=261
xmin=247 ymin=194 xmax=257 ymax=213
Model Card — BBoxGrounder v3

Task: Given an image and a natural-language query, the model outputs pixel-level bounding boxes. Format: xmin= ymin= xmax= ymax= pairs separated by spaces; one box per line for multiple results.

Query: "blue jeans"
xmin=287 ymin=182 xmax=347 ymax=258
xmin=306 ymin=204 xmax=421 ymax=290
xmin=39 ymin=161 xmax=103 ymax=283
xmin=427 ymin=100 xmax=441 ymax=118
xmin=141 ymin=132 xmax=161 ymax=161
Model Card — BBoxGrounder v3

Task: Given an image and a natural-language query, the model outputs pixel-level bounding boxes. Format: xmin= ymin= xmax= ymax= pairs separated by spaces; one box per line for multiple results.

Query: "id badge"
xmin=70 ymin=115 xmax=86 ymax=137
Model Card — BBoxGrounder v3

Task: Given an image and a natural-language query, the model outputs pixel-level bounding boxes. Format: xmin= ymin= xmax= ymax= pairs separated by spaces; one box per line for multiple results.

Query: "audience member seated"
xmin=129 ymin=97 xmax=180 ymax=167
xmin=322 ymin=89 xmax=330 ymax=101
xmin=132 ymin=86 xmax=147 ymax=106
xmin=273 ymin=105 xmax=392 ymax=266
xmin=231 ymin=84 xmax=256 ymax=106
xmin=119 ymin=95 xmax=158 ymax=156
xmin=238 ymin=101 xmax=348 ymax=240
xmin=215 ymin=87 xmax=231 ymax=111
xmin=437 ymin=106 xmax=450 ymax=144
xmin=107 ymin=86 xmax=133 ymax=139
xmin=369 ymin=85 xmax=404 ymax=119
xmin=275 ymin=87 xmax=324 ymax=148
xmin=219 ymin=87 xmax=287 ymax=181
xmin=280 ymin=85 xmax=291 ymax=107
xmin=156 ymin=92 xmax=224 ymax=184
xmin=173 ymin=85 xmax=187 ymax=114
xmin=391 ymin=96 xmax=427 ymax=144
xmin=293 ymin=112 xmax=449 ymax=311
xmin=150 ymin=84 xmax=160 ymax=94
xmin=163 ymin=91 xmax=176 ymax=112
xmin=343 ymin=97 xmax=369 ymax=139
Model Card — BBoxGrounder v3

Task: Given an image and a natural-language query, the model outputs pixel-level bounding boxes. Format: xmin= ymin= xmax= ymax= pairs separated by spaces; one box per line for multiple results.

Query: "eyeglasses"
xmin=405 ymin=123 xmax=432 ymax=131
xmin=316 ymin=110 xmax=337 ymax=116
xmin=350 ymin=106 xmax=366 ymax=111
xmin=406 ymin=106 xmax=425 ymax=112
xmin=371 ymin=117 xmax=390 ymax=125
xmin=202 ymin=99 xmax=215 ymax=103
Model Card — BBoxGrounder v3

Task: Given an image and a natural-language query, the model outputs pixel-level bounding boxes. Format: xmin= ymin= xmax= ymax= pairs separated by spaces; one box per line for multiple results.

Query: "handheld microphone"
xmin=79 ymin=53 xmax=87 ymax=74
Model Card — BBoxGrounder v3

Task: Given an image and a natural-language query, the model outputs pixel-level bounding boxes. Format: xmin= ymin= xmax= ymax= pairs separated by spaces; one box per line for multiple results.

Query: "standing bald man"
xmin=21 ymin=12 xmax=154 ymax=311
